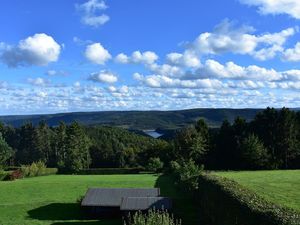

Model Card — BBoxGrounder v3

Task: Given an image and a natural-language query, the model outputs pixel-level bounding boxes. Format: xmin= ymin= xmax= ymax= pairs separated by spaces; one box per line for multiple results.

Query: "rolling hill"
xmin=0 ymin=108 xmax=264 ymax=130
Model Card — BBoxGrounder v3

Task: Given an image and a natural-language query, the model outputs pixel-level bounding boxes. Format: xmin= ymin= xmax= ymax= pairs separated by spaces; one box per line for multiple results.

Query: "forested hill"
xmin=0 ymin=108 xmax=271 ymax=129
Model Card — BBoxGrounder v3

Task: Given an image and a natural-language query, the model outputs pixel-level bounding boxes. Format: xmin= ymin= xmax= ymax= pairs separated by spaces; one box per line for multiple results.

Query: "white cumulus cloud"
xmin=88 ymin=70 xmax=118 ymax=83
xmin=115 ymin=51 xmax=158 ymax=65
xmin=240 ymin=0 xmax=300 ymax=19
xmin=85 ymin=43 xmax=111 ymax=65
xmin=76 ymin=0 xmax=110 ymax=27
xmin=187 ymin=20 xmax=295 ymax=61
xmin=282 ymin=42 xmax=300 ymax=62
xmin=0 ymin=33 xmax=61 ymax=67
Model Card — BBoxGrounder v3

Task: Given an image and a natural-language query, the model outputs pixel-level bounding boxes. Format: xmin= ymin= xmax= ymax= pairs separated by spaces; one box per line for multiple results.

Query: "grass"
xmin=0 ymin=174 xmax=199 ymax=225
xmin=215 ymin=170 xmax=300 ymax=212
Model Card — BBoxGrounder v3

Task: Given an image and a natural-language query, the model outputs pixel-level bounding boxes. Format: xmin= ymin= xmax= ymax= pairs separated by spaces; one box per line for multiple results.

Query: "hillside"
xmin=0 ymin=108 xmax=264 ymax=130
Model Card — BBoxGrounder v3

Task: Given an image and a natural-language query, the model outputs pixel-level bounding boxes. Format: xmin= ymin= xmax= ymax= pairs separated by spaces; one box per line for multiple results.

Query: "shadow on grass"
xmin=51 ymin=220 xmax=120 ymax=225
xmin=28 ymin=203 xmax=122 ymax=225
xmin=28 ymin=203 xmax=83 ymax=221
xmin=155 ymin=175 xmax=201 ymax=225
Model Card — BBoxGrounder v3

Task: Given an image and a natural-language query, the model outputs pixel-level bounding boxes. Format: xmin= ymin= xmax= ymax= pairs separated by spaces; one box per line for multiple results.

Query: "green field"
xmin=215 ymin=170 xmax=300 ymax=212
xmin=0 ymin=174 xmax=198 ymax=225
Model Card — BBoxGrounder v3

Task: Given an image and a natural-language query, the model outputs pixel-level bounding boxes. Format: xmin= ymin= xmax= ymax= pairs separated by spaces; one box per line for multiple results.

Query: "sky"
xmin=1 ymin=0 xmax=300 ymax=115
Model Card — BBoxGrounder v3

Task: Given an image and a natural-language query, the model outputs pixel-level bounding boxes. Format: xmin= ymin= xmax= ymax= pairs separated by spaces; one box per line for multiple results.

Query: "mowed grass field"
xmin=215 ymin=170 xmax=300 ymax=212
xmin=0 ymin=174 xmax=198 ymax=225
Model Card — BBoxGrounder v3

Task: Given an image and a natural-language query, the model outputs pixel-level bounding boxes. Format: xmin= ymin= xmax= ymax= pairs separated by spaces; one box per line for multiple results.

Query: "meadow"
xmin=0 ymin=174 xmax=198 ymax=225
xmin=215 ymin=170 xmax=300 ymax=212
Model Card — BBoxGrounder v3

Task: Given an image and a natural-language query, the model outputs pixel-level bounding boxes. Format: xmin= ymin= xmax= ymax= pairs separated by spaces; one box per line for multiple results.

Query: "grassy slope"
xmin=215 ymin=170 xmax=300 ymax=212
xmin=0 ymin=174 xmax=199 ymax=225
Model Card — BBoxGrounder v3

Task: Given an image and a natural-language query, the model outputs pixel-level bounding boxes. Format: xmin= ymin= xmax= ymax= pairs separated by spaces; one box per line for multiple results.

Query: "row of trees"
xmin=0 ymin=121 xmax=166 ymax=171
xmin=0 ymin=121 xmax=90 ymax=171
xmin=172 ymin=107 xmax=300 ymax=170
xmin=0 ymin=107 xmax=299 ymax=171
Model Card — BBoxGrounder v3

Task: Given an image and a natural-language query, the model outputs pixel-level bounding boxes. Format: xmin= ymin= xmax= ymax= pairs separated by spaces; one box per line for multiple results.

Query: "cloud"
xmin=88 ymin=70 xmax=118 ymax=83
xmin=27 ymin=77 xmax=51 ymax=87
xmin=46 ymin=70 xmax=68 ymax=76
xmin=85 ymin=43 xmax=111 ymax=65
xmin=190 ymin=60 xmax=282 ymax=81
xmin=282 ymin=42 xmax=300 ymax=61
xmin=166 ymin=51 xmax=201 ymax=68
xmin=115 ymin=53 xmax=129 ymax=64
xmin=134 ymin=73 xmax=224 ymax=89
xmin=189 ymin=20 xmax=295 ymax=60
xmin=115 ymin=51 xmax=159 ymax=65
xmin=76 ymin=0 xmax=110 ymax=27
xmin=0 ymin=33 xmax=61 ymax=67
xmin=239 ymin=0 xmax=300 ymax=19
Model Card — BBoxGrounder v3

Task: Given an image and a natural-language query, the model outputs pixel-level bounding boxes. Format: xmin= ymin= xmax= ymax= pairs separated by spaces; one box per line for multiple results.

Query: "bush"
xmin=170 ymin=160 xmax=203 ymax=192
xmin=146 ymin=157 xmax=164 ymax=173
xmin=197 ymin=173 xmax=300 ymax=225
xmin=6 ymin=170 xmax=23 ymax=181
xmin=0 ymin=170 xmax=9 ymax=181
xmin=125 ymin=209 xmax=181 ymax=225
xmin=20 ymin=162 xmax=58 ymax=178
xmin=74 ymin=167 xmax=143 ymax=175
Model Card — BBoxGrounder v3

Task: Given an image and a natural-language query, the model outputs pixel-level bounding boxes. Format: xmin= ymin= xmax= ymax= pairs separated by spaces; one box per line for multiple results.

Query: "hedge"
xmin=74 ymin=167 xmax=144 ymax=175
xmin=197 ymin=173 xmax=300 ymax=225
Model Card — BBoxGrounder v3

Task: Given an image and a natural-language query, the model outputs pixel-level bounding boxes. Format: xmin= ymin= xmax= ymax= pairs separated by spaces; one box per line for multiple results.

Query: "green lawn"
xmin=215 ymin=170 xmax=300 ymax=212
xmin=0 ymin=174 xmax=199 ymax=225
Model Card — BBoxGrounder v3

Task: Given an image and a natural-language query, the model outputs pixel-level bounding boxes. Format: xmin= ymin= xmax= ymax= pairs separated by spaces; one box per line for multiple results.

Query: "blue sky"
xmin=0 ymin=0 xmax=300 ymax=115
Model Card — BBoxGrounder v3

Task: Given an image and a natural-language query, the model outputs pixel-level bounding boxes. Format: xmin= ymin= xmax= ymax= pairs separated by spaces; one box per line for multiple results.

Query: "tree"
xmin=147 ymin=157 xmax=164 ymax=173
xmin=33 ymin=121 xmax=53 ymax=164
xmin=0 ymin=133 xmax=14 ymax=167
xmin=276 ymin=108 xmax=299 ymax=169
xmin=53 ymin=122 xmax=67 ymax=168
xmin=214 ymin=120 xmax=235 ymax=169
xmin=240 ymin=134 xmax=269 ymax=170
xmin=174 ymin=126 xmax=207 ymax=163
xmin=64 ymin=122 xmax=91 ymax=172
xmin=16 ymin=123 xmax=35 ymax=164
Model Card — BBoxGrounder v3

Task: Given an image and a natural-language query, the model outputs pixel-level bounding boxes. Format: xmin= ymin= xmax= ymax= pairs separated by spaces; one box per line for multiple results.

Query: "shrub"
xmin=0 ymin=170 xmax=9 ymax=181
xmin=125 ymin=209 xmax=181 ymax=225
xmin=74 ymin=167 xmax=143 ymax=175
xmin=197 ymin=173 xmax=300 ymax=225
xmin=20 ymin=162 xmax=57 ymax=178
xmin=171 ymin=159 xmax=203 ymax=192
xmin=146 ymin=157 xmax=164 ymax=173
xmin=7 ymin=170 xmax=23 ymax=181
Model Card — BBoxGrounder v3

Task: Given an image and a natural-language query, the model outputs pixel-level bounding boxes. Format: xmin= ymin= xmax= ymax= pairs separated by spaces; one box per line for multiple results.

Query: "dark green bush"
xmin=170 ymin=160 xmax=203 ymax=192
xmin=146 ymin=157 xmax=164 ymax=173
xmin=0 ymin=170 xmax=9 ymax=181
xmin=74 ymin=167 xmax=144 ymax=175
xmin=197 ymin=173 xmax=300 ymax=225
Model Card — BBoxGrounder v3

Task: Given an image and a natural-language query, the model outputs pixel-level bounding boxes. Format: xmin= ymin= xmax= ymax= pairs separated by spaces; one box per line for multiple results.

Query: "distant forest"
xmin=0 ymin=107 xmax=299 ymax=171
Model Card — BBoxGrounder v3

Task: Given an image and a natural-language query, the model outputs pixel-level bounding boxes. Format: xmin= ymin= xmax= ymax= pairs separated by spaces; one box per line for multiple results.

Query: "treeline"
xmin=0 ymin=107 xmax=299 ymax=172
xmin=209 ymin=107 xmax=300 ymax=170
xmin=172 ymin=107 xmax=300 ymax=170
xmin=0 ymin=121 xmax=165 ymax=172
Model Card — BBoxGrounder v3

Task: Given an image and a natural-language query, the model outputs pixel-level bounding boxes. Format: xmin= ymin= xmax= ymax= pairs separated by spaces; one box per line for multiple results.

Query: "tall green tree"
xmin=275 ymin=108 xmax=299 ymax=169
xmin=64 ymin=122 xmax=91 ymax=172
xmin=240 ymin=134 xmax=269 ymax=170
xmin=16 ymin=122 xmax=35 ymax=164
xmin=53 ymin=122 xmax=67 ymax=168
xmin=33 ymin=121 xmax=53 ymax=164
xmin=0 ymin=133 xmax=14 ymax=167
xmin=174 ymin=125 xmax=207 ymax=164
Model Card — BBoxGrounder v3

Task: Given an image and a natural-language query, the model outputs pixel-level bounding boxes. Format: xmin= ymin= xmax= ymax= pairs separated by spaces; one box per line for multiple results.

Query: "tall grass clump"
xmin=20 ymin=161 xmax=57 ymax=178
xmin=125 ymin=209 xmax=181 ymax=225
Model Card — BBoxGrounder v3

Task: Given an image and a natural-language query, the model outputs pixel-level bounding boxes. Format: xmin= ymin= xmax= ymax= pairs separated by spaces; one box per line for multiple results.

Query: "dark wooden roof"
xmin=81 ymin=188 xmax=160 ymax=207
xmin=120 ymin=197 xmax=172 ymax=211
